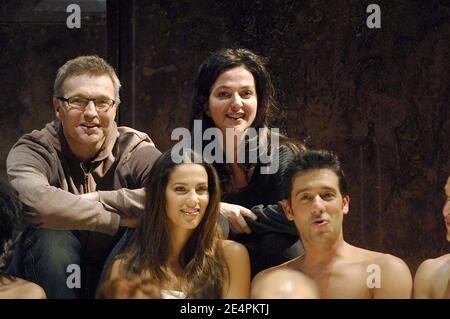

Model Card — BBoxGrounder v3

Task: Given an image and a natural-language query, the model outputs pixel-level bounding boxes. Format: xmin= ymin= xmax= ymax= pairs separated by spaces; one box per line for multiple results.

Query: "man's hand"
xmin=79 ymin=192 xmax=99 ymax=201
xmin=119 ymin=216 xmax=139 ymax=228
xmin=220 ymin=202 xmax=257 ymax=234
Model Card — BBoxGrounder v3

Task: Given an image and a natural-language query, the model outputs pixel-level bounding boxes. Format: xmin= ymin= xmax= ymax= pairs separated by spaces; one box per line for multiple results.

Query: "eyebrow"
xmin=170 ymin=182 xmax=208 ymax=186
xmin=294 ymin=187 xmax=336 ymax=197
xmin=69 ymin=94 xmax=113 ymax=99
xmin=212 ymin=85 xmax=255 ymax=90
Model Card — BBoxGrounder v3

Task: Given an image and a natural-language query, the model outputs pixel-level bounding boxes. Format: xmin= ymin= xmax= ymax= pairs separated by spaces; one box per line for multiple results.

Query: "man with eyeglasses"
xmin=6 ymin=55 xmax=161 ymax=298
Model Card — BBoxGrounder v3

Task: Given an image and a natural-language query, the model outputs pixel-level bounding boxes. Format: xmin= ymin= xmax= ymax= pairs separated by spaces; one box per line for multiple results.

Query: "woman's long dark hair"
xmin=0 ymin=181 xmax=23 ymax=277
xmin=190 ymin=48 xmax=275 ymax=133
xmin=120 ymin=149 xmax=226 ymax=298
xmin=190 ymin=48 xmax=300 ymax=193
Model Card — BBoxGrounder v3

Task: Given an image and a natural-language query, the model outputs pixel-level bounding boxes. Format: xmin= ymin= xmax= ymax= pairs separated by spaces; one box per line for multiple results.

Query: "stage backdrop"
xmin=0 ymin=0 xmax=448 ymax=274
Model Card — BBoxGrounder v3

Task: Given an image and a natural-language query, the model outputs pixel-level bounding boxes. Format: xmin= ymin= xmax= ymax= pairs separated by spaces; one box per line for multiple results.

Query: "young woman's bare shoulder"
xmin=0 ymin=276 xmax=46 ymax=299
xmin=221 ymin=239 xmax=247 ymax=255
xmin=221 ymin=240 xmax=250 ymax=264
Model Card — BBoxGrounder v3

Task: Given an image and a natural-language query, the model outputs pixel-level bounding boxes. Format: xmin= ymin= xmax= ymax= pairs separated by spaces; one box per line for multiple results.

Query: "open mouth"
xmin=180 ymin=208 xmax=200 ymax=216
xmin=313 ymin=219 xmax=329 ymax=226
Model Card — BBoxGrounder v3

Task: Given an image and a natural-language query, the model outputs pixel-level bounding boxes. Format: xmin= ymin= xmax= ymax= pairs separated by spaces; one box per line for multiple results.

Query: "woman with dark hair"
xmin=189 ymin=48 xmax=304 ymax=276
xmin=95 ymin=48 xmax=303 ymax=283
xmin=100 ymin=150 xmax=250 ymax=298
xmin=0 ymin=181 xmax=46 ymax=298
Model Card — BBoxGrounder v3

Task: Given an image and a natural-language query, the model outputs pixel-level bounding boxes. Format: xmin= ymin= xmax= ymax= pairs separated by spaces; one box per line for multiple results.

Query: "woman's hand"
xmin=220 ymin=202 xmax=257 ymax=234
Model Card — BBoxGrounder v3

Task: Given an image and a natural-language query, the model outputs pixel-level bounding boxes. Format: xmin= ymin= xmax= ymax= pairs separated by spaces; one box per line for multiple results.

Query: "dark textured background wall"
xmin=0 ymin=0 xmax=449 ymax=275
xmin=0 ymin=0 xmax=107 ymax=177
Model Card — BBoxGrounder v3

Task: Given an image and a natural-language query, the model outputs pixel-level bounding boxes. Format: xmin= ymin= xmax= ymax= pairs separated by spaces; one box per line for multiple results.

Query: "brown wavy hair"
xmin=189 ymin=48 xmax=304 ymax=193
xmin=120 ymin=149 xmax=226 ymax=298
xmin=190 ymin=47 xmax=275 ymax=132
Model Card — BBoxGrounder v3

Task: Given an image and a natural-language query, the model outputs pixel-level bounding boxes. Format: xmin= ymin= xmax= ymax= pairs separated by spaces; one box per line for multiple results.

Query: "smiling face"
xmin=282 ymin=169 xmax=349 ymax=245
xmin=53 ymin=73 xmax=117 ymax=160
xmin=165 ymin=164 xmax=210 ymax=233
xmin=444 ymin=177 xmax=450 ymax=242
xmin=207 ymin=66 xmax=257 ymax=134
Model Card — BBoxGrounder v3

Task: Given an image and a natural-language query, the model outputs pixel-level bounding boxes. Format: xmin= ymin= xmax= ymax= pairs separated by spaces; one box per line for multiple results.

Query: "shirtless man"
xmin=251 ymin=268 xmax=320 ymax=299
xmin=413 ymin=176 xmax=450 ymax=299
xmin=254 ymin=149 xmax=412 ymax=298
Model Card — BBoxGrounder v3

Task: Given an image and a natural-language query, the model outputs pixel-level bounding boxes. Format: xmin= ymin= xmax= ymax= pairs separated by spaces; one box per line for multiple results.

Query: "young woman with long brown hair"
xmin=101 ymin=149 xmax=250 ymax=298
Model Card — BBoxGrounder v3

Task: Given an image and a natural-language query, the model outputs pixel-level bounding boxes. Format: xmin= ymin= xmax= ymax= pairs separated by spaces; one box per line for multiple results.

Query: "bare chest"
xmin=307 ymin=264 xmax=374 ymax=299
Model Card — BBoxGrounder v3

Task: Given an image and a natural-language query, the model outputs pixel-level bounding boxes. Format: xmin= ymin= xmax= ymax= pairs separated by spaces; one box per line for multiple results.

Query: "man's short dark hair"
xmin=283 ymin=149 xmax=347 ymax=200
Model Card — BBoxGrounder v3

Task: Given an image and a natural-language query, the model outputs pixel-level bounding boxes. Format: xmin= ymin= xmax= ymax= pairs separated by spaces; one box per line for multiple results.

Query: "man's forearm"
xmin=8 ymin=168 xmax=121 ymax=235
xmin=96 ymin=188 xmax=146 ymax=216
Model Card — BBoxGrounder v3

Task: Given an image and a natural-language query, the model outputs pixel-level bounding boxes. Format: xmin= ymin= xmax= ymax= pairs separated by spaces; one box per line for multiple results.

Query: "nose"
xmin=311 ymin=195 xmax=325 ymax=216
xmin=186 ymin=189 xmax=199 ymax=207
xmin=230 ymin=92 xmax=243 ymax=111
xmin=83 ymin=101 xmax=99 ymax=118
xmin=444 ymin=201 xmax=450 ymax=217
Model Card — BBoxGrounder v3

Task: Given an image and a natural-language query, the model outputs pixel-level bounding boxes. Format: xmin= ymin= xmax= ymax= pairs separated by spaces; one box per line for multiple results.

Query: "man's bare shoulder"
xmin=350 ymin=247 xmax=412 ymax=298
xmin=417 ymin=254 xmax=450 ymax=277
xmin=377 ymin=252 xmax=410 ymax=270
xmin=415 ymin=254 xmax=450 ymax=298
xmin=351 ymin=246 xmax=409 ymax=270
xmin=252 ymin=256 xmax=302 ymax=283
xmin=431 ymin=254 xmax=450 ymax=265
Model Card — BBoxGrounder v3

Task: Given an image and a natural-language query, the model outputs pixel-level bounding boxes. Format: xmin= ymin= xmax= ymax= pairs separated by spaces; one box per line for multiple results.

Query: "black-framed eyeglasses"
xmin=56 ymin=96 xmax=116 ymax=112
